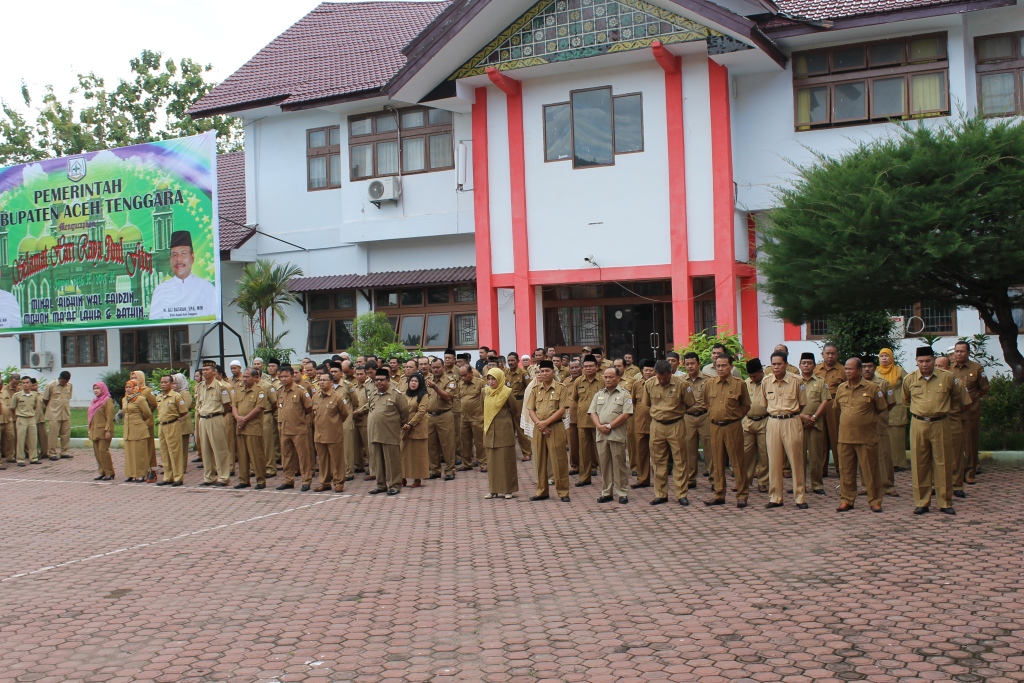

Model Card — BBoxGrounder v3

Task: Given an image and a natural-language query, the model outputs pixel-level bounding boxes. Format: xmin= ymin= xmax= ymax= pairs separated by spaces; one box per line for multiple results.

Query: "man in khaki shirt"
xmin=0 ymin=375 xmax=17 ymax=464
xmin=346 ymin=365 xmax=370 ymax=479
xmin=863 ymin=356 xmax=897 ymax=497
xmin=564 ymin=360 xmax=582 ymax=472
xmin=681 ymin=353 xmax=712 ymax=491
xmin=569 ymin=355 xmax=603 ymax=486
xmin=11 ymin=377 xmax=43 ymax=465
xmin=589 ymin=367 xmax=634 ymax=504
xmin=763 ymin=353 xmax=808 ymax=509
xmin=834 ymin=357 xmax=889 ymax=513
xmin=458 ymin=365 xmax=486 ymax=470
xmin=902 ymin=347 xmax=965 ymax=514
xmin=233 ymin=368 xmax=272 ymax=489
xmin=950 ymin=341 xmax=990 ymax=484
xmin=630 ymin=360 xmax=655 ymax=489
xmin=367 ymin=368 xmax=410 ymax=495
xmin=156 ymin=375 xmax=189 ymax=486
xmin=275 ymin=366 xmax=314 ymax=491
xmin=935 ymin=355 xmax=972 ymax=499
xmin=42 ymin=371 xmax=73 ymax=459
xmin=643 ymin=360 xmax=695 ymax=506
xmin=704 ymin=356 xmax=751 ymax=507
xmin=442 ymin=350 xmax=465 ymax=468
xmin=815 ymin=344 xmax=845 ymax=477
xmin=196 ymin=364 xmax=233 ymax=486
xmin=426 ymin=358 xmax=457 ymax=480
xmin=505 ymin=352 xmax=533 ymax=460
xmin=312 ymin=372 xmax=349 ymax=492
xmin=743 ymin=360 xmax=769 ymax=493
xmin=527 ymin=360 xmax=571 ymax=501
xmin=798 ymin=353 xmax=831 ymax=496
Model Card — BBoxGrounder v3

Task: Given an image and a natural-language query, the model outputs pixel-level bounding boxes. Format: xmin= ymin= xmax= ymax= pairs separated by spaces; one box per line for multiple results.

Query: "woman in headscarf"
xmin=122 ymin=379 xmax=153 ymax=482
xmin=400 ymin=372 xmax=430 ymax=488
xmin=172 ymin=373 xmax=193 ymax=474
xmin=131 ymin=370 xmax=159 ymax=482
xmin=483 ymin=367 xmax=520 ymax=499
xmin=88 ymin=382 xmax=116 ymax=480
xmin=878 ymin=348 xmax=909 ymax=472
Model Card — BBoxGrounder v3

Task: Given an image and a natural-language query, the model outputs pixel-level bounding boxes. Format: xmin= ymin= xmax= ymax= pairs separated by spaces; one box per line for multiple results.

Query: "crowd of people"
xmin=0 ymin=340 xmax=989 ymax=515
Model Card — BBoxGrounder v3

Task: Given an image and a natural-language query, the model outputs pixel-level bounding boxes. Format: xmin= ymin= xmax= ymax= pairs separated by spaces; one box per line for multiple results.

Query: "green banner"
xmin=0 ymin=132 xmax=220 ymax=332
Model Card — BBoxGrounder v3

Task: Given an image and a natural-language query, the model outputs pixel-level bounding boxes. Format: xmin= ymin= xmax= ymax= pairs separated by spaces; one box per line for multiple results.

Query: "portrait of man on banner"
xmin=148 ymin=230 xmax=218 ymax=320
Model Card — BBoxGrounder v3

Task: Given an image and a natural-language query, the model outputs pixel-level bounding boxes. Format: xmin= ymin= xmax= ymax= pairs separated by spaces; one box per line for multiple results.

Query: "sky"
xmin=0 ymin=0 xmax=329 ymax=111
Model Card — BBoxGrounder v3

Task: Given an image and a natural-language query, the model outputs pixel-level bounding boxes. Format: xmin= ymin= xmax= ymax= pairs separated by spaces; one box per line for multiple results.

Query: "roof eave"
xmin=761 ymin=0 xmax=1015 ymax=38
xmin=188 ymin=95 xmax=290 ymax=120
xmin=279 ymin=89 xmax=387 ymax=112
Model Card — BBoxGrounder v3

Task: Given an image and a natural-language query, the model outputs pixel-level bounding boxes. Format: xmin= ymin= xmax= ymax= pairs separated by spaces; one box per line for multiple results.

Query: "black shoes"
xmin=560 ymin=496 xmax=570 ymax=503
xmin=704 ymin=499 xmax=725 ymax=506
xmin=650 ymin=497 xmax=668 ymax=506
xmin=368 ymin=488 xmax=386 ymax=495
xmin=276 ymin=483 xmax=294 ymax=490
xmin=213 ymin=481 xmax=227 ymax=487
xmin=813 ymin=489 xmax=826 ymax=495
xmin=428 ymin=473 xmax=441 ymax=480
xmin=172 ymin=481 xmax=183 ymax=487
xmin=796 ymin=503 xmax=809 ymax=509
xmin=234 ymin=483 xmax=250 ymax=489
xmin=94 ymin=475 xmax=105 ymax=481
xmin=939 ymin=507 xmax=956 ymax=515
xmin=619 ymin=497 xmax=628 ymax=504
xmin=953 ymin=490 xmax=966 ymax=498
xmin=630 ymin=483 xmax=650 ymax=489
xmin=678 ymin=498 xmax=689 ymax=506
xmin=529 ymin=495 xmax=549 ymax=501
xmin=156 ymin=481 xmax=172 ymax=487
xmin=49 ymin=456 xmax=59 ymax=461
xmin=913 ymin=506 xmax=929 ymax=515
xmin=444 ymin=474 xmax=455 ymax=481
xmin=387 ymin=488 xmax=400 ymax=496
xmin=575 ymin=480 xmax=592 ymax=487
xmin=300 ymin=484 xmax=310 ymax=492
xmin=765 ymin=502 xmax=783 ymax=509
xmin=254 ymin=483 xmax=265 ymax=490
xmin=345 ymin=476 xmax=354 ymax=481
xmin=737 ymin=500 xmax=747 ymax=509
xmin=597 ymin=496 xmax=614 ymax=503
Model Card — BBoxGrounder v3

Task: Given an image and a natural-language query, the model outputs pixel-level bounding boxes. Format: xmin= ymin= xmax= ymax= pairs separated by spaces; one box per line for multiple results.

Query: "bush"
xmin=348 ymin=312 xmax=401 ymax=359
xmin=981 ymin=374 xmax=1024 ymax=450
xmin=252 ymin=347 xmax=294 ymax=367
xmin=823 ymin=311 xmax=902 ymax=363
xmin=675 ymin=329 xmax=748 ymax=378
xmin=98 ymin=367 xmax=134 ymax=405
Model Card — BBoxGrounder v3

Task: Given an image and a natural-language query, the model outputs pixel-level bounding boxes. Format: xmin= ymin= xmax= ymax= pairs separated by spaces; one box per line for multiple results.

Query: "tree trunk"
xmin=978 ymin=301 xmax=1024 ymax=383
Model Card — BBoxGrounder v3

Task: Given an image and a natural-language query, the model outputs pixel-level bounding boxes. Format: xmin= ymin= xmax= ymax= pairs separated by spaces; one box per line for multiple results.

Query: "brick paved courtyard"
xmin=0 ymin=450 xmax=1022 ymax=683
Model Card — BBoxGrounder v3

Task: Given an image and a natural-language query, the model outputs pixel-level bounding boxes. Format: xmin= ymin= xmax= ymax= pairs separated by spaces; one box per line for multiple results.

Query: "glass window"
xmin=869 ymin=42 xmax=904 ymax=66
xmin=170 ymin=329 xmax=187 ymax=362
xmin=400 ymin=315 xmax=424 ymax=347
xmin=428 ymin=109 xmax=452 ymax=125
xmin=832 ymin=46 xmax=866 ymax=72
xmin=980 ymin=73 xmax=1016 ymax=116
xmin=834 ymin=81 xmax=867 ymax=121
xmin=544 ymin=103 xmax=572 ymax=162
xmin=350 ymin=118 xmax=372 ymax=136
xmin=454 ymin=286 xmax=476 ymax=303
xmin=334 ymin=319 xmax=354 ymax=351
xmin=377 ymin=141 xmax=399 ymax=175
xmin=376 ymin=114 xmax=397 ymax=132
xmin=139 ymin=330 xmax=171 ymax=365
xmin=401 ymin=289 xmax=423 ymax=306
xmin=429 ymin=134 xmax=454 ymax=169
xmin=454 ymin=313 xmax=478 ymax=348
xmin=310 ymin=293 xmax=331 ymax=311
xmin=910 ymin=72 xmax=947 ymax=113
xmin=613 ymin=94 xmax=643 ymax=154
xmin=334 ymin=291 xmax=355 ymax=309
xmin=308 ymin=157 xmax=327 ymax=189
xmin=401 ymin=110 xmax=425 ymax=128
xmin=920 ymin=303 xmax=955 ymax=334
xmin=796 ymin=87 xmax=828 ymax=126
xmin=351 ymin=145 xmax=373 ymax=179
xmin=62 ymin=335 xmax=76 ymax=366
xmin=978 ymin=35 xmax=1015 ymax=62
xmin=872 ymin=77 xmax=906 ymax=117
xmin=403 ymin=137 xmax=426 ymax=173
xmin=329 ymin=127 xmax=341 ymax=146
xmin=120 ymin=332 xmax=135 ymax=365
xmin=308 ymin=130 xmax=327 ymax=148
xmin=571 ymin=88 xmax=614 ymax=168
xmin=308 ymin=320 xmax=330 ymax=352
xmin=424 ymin=313 xmax=451 ymax=348
xmin=808 ymin=319 xmax=829 ymax=337
xmin=571 ymin=306 xmax=602 ymax=346
xmin=328 ymin=155 xmax=341 ymax=187
xmin=376 ymin=290 xmax=399 ymax=307
xmin=20 ymin=335 xmax=35 ymax=368
xmin=909 ymin=36 xmax=943 ymax=62
xmin=427 ymin=287 xmax=450 ymax=304
xmin=794 ymin=51 xmax=828 ymax=77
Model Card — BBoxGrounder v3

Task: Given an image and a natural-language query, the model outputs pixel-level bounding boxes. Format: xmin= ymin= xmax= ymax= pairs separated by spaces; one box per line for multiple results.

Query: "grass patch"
xmin=70 ymin=407 xmax=124 ymax=439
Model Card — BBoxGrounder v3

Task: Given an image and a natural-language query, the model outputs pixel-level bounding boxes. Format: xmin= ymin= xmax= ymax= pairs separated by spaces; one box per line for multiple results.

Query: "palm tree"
xmin=231 ymin=259 xmax=303 ymax=350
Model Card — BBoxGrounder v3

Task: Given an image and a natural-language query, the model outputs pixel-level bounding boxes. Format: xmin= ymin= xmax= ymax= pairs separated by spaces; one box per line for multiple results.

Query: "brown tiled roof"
xmin=190 ymin=1 xmax=449 ymax=117
xmin=216 ymin=151 xmax=253 ymax=252
xmin=290 ymin=266 xmax=475 ymax=292
xmin=771 ymin=0 xmax=995 ymax=21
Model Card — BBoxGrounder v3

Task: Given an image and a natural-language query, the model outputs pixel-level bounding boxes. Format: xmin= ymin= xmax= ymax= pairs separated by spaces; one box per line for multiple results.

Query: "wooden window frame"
xmin=19 ymin=334 xmax=35 ymax=369
xmin=975 ymin=32 xmax=1024 ymax=117
xmin=901 ymin=303 xmax=958 ymax=337
xmin=543 ymin=87 xmax=644 ymax=166
xmin=793 ymin=32 xmax=949 ymax=131
xmin=366 ymin=284 xmax=478 ymax=350
xmin=60 ymin=331 xmax=108 ymax=368
xmin=346 ymin=106 xmax=454 ymax=182
xmin=805 ymin=319 xmax=830 ymax=341
xmin=119 ymin=327 xmax=189 ymax=371
xmin=306 ymin=126 xmax=341 ymax=192
xmin=307 ymin=289 xmax=358 ymax=354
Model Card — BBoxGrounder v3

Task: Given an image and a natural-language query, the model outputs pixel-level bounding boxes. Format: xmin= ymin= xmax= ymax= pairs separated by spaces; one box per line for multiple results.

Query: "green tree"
xmin=232 ymin=259 xmax=303 ymax=354
xmin=758 ymin=115 xmax=1024 ymax=382
xmin=675 ymin=329 xmax=748 ymax=377
xmin=348 ymin=312 xmax=403 ymax=359
xmin=0 ymin=50 xmax=241 ymax=165
xmin=822 ymin=311 xmax=902 ymax=364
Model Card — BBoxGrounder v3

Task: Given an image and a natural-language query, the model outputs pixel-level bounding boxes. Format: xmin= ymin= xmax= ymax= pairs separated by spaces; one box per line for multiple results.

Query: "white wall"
xmin=682 ymin=53 xmax=716 ymax=262
xmin=486 ymin=87 xmax=515 ymax=275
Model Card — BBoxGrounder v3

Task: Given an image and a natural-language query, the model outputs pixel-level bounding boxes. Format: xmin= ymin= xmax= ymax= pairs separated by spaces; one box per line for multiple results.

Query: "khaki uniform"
xmin=705 ymin=375 xmax=751 ymax=502
xmin=345 ymin=380 xmax=369 ymax=477
xmin=800 ymin=375 xmax=832 ymax=493
xmin=631 ymin=379 xmax=652 ymax=486
xmin=643 ymin=375 xmax=695 ymax=501
xmin=425 ymin=375 xmax=456 ymax=477
xmin=156 ymin=390 xmax=188 ymax=483
xmin=950 ymin=360 xmax=989 ymax=482
xmin=506 ymin=366 xmax=532 ymax=457
xmin=179 ymin=389 xmax=194 ymax=473
xmin=264 ymin=378 xmax=282 ymax=476
xmin=88 ymin=397 xmax=116 ymax=477
xmin=0 ymin=385 xmax=15 ymax=462
xmin=871 ymin=377 xmax=897 ymax=494
xmin=313 ymin=387 xmax=349 ymax=490
xmin=944 ymin=378 xmax=972 ymax=493
xmin=196 ymin=379 xmax=232 ymax=484
xmin=588 ymin=385 xmax=634 ymax=499
xmin=278 ymin=384 xmax=314 ymax=486
xmin=902 ymin=369 xmax=965 ymax=510
xmin=42 ymin=380 xmax=73 ymax=458
xmin=367 ymin=385 xmax=410 ymax=491
xmin=834 ymin=379 xmax=888 ymax=508
xmin=459 ymin=377 xmax=486 ymax=468
xmin=569 ymin=374 xmax=603 ymax=484
xmin=814 ymin=363 xmax=845 ymax=475
xmin=139 ymin=386 xmax=158 ymax=471
xmin=11 ymin=390 xmax=43 ymax=464
xmin=235 ymin=384 xmax=271 ymax=486
xmin=122 ymin=396 xmax=153 ymax=478
xmin=441 ymin=366 xmax=463 ymax=463
xmin=743 ymin=377 xmax=769 ymax=490
xmin=702 ymin=363 xmax=742 ymax=379
xmin=683 ymin=374 xmax=711 ymax=489
xmin=33 ymin=387 xmax=48 ymax=461
xmin=565 ymin=374 xmax=581 ymax=471
xmin=881 ymin=366 xmax=909 ymax=469
xmin=762 ymin=373 xmax=807 ymax=505
xmin=527 ymin=381 xmax=571 ymax=498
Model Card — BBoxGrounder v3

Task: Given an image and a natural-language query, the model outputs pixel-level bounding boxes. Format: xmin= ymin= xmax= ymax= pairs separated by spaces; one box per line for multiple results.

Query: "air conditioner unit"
xmin=29 ymin=351 xmax=53 ymax=369
xmin=180 ymin=343 xmax=200 ymax=363
xmin=368 ymin=176 xmax=402 ymax=207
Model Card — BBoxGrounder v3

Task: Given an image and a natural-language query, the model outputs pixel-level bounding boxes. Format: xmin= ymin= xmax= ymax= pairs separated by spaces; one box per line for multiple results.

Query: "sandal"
xmin=504 ymin=493 xmax=514 ymax=499
xmin=484 ymin=493 xmax=494 ymax=499
xmin=412 ymin=480 xmax=422 ymax=488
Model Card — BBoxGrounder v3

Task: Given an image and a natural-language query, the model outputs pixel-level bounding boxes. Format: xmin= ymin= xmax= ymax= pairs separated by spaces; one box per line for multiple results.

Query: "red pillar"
xmin=487 ymin=67 xmax=535 ymax=353
xmin=471 ymin=87 xmax=499 ymax=348
xmin=653 ymin=41 xmax=692 ymax=351
xmin=740 ymin=278 xmax=760 ymax=358
xmin=708 ymin=58 xmax=738 ymax=336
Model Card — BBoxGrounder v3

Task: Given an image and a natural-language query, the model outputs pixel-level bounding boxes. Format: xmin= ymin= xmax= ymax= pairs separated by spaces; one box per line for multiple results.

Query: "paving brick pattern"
xmin=0 ymin=449 xmax=1021 ymax=683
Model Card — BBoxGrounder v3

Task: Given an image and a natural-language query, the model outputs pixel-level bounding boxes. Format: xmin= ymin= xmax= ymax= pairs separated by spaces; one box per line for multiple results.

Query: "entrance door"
xmin=604 ymin=303 xmax=666 ymax=361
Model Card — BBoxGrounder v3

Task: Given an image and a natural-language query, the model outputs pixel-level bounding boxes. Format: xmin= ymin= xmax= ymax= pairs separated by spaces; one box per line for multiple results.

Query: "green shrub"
xmin=98 ymin=367 xmax=134 ymax=405
xmin=252 ymin=347 xmax=294 ymax=367
xmin=981 ymin=374 xmax=1024 ymax=450
xmin=675 ymin=329 xmax=748 ymax=378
